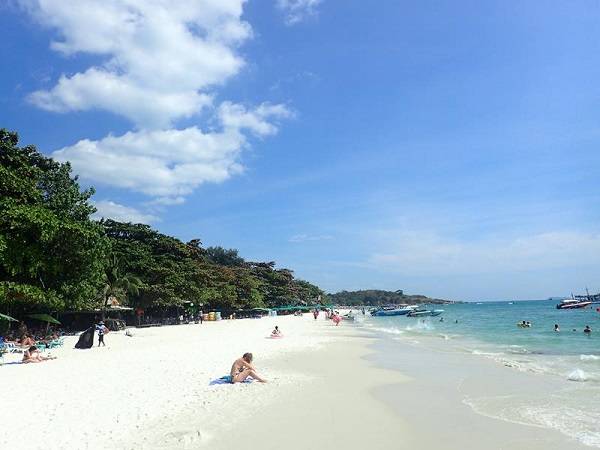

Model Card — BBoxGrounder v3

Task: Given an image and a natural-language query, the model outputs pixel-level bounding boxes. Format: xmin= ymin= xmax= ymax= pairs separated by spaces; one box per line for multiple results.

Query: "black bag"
xmin=75 ymin=326 xmax=95 ymax=349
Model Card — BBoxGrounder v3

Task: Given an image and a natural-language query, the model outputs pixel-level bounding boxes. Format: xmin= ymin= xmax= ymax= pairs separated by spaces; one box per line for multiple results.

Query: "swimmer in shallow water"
xmin=584 ymin=325 xmax=592 ymax=334
xmin=554 ymin=324 xmax=560 ymax=332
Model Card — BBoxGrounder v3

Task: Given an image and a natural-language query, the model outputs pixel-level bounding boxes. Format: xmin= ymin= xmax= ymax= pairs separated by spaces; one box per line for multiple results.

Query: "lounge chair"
xmin=48 ymin=338 xmax=64 ymax=349
xmin=0 ymin=338 xmax=21 ymax=353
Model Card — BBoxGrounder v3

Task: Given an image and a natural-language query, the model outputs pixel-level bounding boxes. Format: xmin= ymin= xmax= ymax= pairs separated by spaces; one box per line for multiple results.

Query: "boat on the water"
xmin=556 ymin=298 xmax=592 ymax=310
xmin=557 ymin=290 xmax=600 ymax=309
xmin=370 ymin=305 xmax=418 ymax=317
xmin=342 ymin=312 xmax=356 ymax=321
xmin=407 ymin=309 xmax=444 ymax=317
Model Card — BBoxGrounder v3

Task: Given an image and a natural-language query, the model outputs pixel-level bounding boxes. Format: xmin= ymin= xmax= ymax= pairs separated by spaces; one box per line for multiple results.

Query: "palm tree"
xmin=101 ymin=254 xmax=143 ymax=319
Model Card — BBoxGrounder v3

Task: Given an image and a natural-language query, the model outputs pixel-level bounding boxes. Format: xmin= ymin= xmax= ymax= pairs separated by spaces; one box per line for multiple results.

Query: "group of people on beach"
xmin=2 ymin=321 xmax=64 ymax=349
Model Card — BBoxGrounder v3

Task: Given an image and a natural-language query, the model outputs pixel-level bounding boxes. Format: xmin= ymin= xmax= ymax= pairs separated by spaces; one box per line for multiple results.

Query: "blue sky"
xmin=2 ymin=1 xmax=600 ymax=301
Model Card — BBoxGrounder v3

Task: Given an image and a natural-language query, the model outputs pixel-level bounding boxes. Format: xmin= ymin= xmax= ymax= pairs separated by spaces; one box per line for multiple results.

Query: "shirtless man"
xmin=229 ymin=353 xmax=267 ymax=383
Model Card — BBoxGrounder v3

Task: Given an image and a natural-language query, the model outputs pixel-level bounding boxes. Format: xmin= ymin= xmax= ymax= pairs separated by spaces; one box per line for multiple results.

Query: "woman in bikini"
xmin=229 ymin=353 xmax=267 ymax=383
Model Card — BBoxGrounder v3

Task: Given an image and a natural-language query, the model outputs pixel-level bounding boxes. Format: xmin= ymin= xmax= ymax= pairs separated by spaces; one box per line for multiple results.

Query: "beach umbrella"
xmin=27 ymin=313 xmax=61 ymax=325
xmin=0 ymin=313 xmax=18 ymax=322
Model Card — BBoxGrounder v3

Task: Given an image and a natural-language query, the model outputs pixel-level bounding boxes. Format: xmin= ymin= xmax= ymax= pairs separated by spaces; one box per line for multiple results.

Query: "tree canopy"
xmin=327 ymin=289 xmax=449 ymax=306
xmin=0 ymin=129 xmax=108 ymax=314
xmin=0 ymin=129 xmax=325 ymax=316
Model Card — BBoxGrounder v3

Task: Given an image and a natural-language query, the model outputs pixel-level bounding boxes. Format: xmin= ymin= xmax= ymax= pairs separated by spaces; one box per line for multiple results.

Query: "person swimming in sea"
xmin=554 ymin=324 xmax=560 ymax=332
xmin=584 ymin=325 xmax=592 ymax=334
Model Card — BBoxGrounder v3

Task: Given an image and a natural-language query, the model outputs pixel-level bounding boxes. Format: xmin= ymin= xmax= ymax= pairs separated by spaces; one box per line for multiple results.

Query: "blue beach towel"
xmin=209 ymin=375 xmax=253 ymax=385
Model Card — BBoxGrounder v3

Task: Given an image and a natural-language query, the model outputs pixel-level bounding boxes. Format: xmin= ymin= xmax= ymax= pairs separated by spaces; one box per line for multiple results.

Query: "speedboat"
xmin=556 ymin=299 xmax=592 ymax=310
xmin=371 ymin=305 xmax=418 ymax=317
xmin=407 ymin=309 xmax=444 ymax=317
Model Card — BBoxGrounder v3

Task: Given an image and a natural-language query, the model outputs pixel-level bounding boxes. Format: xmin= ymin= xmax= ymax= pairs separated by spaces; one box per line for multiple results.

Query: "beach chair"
xmin=48 ymin=339 xmax=63 ymax=349
xmin=35 ymin=342 xmax=48 ymax=352
xmin=1 ymin=340 xmax=20 ymax=353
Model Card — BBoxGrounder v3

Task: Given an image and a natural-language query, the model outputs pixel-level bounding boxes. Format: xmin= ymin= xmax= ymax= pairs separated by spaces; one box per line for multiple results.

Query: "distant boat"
xmin=556 ymin=298 xmax=592 ymax=310
xmin=476 ymin=302 xmax=483 ymax=305
xmin=558 ymin=289 xmax=600 ymax=309
xmin=508 ymin=302 xmax=514 ymax=305
xmin=407 ymin=309 xmax=444 ymax=317
xmin=371 ymin=305 xmax=418 ymax=317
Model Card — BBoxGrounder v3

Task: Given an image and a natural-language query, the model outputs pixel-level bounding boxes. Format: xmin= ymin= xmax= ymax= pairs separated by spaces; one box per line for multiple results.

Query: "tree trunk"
xmin=102 ymin=295 xmax=108 ymax=321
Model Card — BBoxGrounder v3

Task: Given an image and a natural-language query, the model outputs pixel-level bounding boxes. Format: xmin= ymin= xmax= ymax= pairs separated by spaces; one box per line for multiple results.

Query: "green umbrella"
xmin=0 ymin=313 xmax=18 ymax=322
xmin=27 ymin=313 xmax=61 ymax=325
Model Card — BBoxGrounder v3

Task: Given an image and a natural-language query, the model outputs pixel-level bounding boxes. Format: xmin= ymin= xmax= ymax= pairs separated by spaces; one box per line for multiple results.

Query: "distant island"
xmin=327 ymin=289 xmax=455 ymax=306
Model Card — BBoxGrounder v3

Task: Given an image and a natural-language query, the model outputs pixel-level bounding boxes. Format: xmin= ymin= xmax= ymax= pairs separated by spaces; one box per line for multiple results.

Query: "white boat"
xmin=407 ymin=308 xmax=444 ymax=317
xmin=556 ymin=298 xmax=591 ymax=310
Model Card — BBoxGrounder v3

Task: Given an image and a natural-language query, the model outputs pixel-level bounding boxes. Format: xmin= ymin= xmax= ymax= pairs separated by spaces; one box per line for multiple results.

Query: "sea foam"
xmin=568 ymin=369 xmax=588 ymax=382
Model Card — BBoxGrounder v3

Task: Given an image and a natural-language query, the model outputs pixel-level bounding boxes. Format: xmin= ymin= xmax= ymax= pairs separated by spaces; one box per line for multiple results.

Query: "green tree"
xmin=0 ymin=129 xmax=108 ymax=314
xmin=101 ymin=254 xmax=143 ymax=318
xmin=205 ymin=246 xmax=246 ymax=267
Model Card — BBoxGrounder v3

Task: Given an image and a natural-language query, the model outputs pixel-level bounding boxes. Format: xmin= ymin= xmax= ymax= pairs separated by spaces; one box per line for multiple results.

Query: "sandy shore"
xmin=0 ymin=313 xmax=592 ymax=449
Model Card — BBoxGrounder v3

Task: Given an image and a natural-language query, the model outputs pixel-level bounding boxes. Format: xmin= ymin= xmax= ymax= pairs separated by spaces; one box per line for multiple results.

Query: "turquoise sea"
xmin=361 ymin=300 xmax=600 ymax=447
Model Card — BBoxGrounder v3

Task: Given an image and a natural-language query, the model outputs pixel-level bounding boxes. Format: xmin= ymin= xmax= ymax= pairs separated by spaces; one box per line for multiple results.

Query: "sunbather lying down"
xmin=22 ymin=346 xmax=56 ymax=363
xmin=229 ymin=353 xmax=266 ymax=383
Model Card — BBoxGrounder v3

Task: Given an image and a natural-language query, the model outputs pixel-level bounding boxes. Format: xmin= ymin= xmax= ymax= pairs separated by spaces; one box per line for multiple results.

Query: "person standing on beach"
xmin=229 ymin=353 xmax=267 ymax=383
xmin=96 ymin=321 xmax=108 ymax=346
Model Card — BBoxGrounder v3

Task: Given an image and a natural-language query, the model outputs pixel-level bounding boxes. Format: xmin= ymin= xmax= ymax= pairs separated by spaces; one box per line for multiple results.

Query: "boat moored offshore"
xmin=370 ymin=305 xmax=418 ymax=317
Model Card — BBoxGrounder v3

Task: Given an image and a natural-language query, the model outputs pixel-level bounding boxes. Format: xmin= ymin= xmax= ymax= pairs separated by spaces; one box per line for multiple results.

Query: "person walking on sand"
xmin=96 ymin=321 xmax=108 ymax=346
xmin=229 ymin=353 xmax=267 ymax=383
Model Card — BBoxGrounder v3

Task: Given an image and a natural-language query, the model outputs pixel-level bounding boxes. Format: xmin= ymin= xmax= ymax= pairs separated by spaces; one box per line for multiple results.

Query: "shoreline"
xmin=1 ymin=313 xmax=596 ymax=449
xmin=367 ymin=330 xmax=592 ymax=449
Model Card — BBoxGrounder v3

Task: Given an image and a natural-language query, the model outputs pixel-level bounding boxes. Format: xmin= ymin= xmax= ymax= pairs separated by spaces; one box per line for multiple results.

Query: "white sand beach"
xmin=0 ymin=314 xmax=592 ymax=450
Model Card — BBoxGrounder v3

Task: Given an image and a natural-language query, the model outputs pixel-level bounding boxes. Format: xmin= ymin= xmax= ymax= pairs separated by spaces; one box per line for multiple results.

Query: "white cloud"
xmin=21 ymin=0 xmax=251 ymax=128
xmin=52 ymin=101 xmax=290 ymax=199
xmin=277 ymin=0 xmax=322 ymax=25
xmin=289 ymin=233 xmax=333 ymax=243
xmin=92 ymin=200 xmax=158 ymax=224
xmin=21 ymin=1 xmax=294 ymax=211
xmin=368 ymin=230 xmax=600 ymax=276
xmin=53 ymin=126 xmax=244 ymax=199
xmin=29 ymin=68 xmax=213 ymax=129
xmin=219 ymin=101 xmax=294 ymax=136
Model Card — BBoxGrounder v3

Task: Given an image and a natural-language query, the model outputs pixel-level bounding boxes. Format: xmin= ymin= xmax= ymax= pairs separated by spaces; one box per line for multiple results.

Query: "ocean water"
xmin=360 ymin=300 xmax=600 ymax=447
